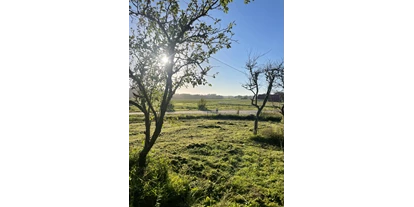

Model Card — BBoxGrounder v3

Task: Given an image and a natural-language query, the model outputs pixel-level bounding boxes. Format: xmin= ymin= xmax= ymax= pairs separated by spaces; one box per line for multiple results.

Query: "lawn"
xmin=129 ymin=114 xmax=284 ymax=207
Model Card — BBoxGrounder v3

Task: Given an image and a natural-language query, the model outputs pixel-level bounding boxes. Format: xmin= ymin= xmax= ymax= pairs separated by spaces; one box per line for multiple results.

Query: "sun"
xmin=160 ymin=55 xmax=169 ymax=65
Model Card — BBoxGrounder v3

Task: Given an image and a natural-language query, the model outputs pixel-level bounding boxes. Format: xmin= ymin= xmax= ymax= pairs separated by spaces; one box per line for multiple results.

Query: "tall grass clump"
xmin=251 ymin=126 xmax=284 ymax=149
xmin=129 ymin=151 xmax=191 ymax=207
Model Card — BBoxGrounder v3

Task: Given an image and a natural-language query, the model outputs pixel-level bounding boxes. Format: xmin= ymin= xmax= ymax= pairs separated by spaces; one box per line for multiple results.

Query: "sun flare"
xmin=160 ymin=55 xmax=169 ymax=65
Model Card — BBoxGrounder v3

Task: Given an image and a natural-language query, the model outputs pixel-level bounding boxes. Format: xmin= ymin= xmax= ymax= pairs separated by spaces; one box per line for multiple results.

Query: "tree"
xmin=197 ymin=98 xmax=207 ymax=110
xmin=274 ymin=60 xmax=284 ymax=115
xmin=129 ymin=0 xmax=238 ymax=170
xmin=242 ymin=54 xmax=283 ymax=135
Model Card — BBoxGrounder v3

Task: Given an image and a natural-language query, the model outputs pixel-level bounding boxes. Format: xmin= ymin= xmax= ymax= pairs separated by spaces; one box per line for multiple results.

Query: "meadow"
xmin=129 ymin=113 xmax=284 ymax=207
xmin=129 ymin=98 xmax=283 ymax=112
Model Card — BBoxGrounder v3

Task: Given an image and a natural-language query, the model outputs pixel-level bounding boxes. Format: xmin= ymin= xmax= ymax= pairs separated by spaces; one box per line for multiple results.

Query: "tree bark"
xmin=253 ymin=116 xmax=259 ymax=135
xmin=136 ymin=104 xmax=167 ymax=173
xmin=138 ymin=146 xmax=150 ymax=169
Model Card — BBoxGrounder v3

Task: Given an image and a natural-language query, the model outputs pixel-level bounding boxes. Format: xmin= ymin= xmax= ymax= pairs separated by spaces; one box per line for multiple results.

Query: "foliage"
xmin=220 ymin=0 xmax=254 ymax=13
xmin=197 ymin=98 xmax=208 ymax=110
xmin=129 ymin=0 xmax=239 ymax=168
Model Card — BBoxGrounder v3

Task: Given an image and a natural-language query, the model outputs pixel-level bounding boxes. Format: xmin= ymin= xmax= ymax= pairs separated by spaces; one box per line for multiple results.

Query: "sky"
xmin=130 ymin=0 xmax=284 ymax=96
xmin=177 ymin=0 xmax=284 ymax=96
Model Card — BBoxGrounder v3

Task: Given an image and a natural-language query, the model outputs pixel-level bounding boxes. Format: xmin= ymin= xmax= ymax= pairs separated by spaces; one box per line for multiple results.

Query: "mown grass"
xmin=130 ymin=116 xmax=284 ymax=207
xmin=130 ymin=98 xmax=283 ymax=112
xmin=129 ymin=113 xmax=283 ymax=124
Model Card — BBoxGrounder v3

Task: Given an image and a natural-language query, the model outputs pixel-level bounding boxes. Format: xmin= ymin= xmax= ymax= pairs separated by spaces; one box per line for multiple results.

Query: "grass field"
xmin=130 ymin=114 xmax=284 ymax=206
xmin=129 ymin=98 xmax=283 ymax=112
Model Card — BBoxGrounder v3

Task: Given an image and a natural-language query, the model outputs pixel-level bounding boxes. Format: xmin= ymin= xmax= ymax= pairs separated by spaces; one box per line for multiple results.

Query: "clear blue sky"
xmin=130 ymin=0 xmax=284 ymax=96
xmin=177 ymin=0 xmax=284 ymax=96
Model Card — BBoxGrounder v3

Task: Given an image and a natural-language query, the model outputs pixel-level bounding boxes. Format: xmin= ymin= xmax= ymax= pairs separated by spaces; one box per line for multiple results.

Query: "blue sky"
xmin=177 ymin=0 xmax=284 ymax=95
xmin=130 ymin=0 xmax=284 ymax=96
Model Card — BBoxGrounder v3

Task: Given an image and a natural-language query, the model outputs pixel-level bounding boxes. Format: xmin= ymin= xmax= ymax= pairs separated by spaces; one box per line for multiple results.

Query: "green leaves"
xmin=170 ymin=1 xmax=179 ymax=15
xmin=228 ymin=22 xmax=234 ymax=30
xmin=220 ymin=0 xmax=253 ymax=13
xmin=130 ymin=0 xmax=242 ymax=115
xmin=220 ymin=0 xmax=231 ymax=13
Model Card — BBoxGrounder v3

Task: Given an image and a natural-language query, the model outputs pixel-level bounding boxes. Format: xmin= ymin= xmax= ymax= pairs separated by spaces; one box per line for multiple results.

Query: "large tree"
xmin=242 ymin=54 xmax=283 ymax=135
xmin=129 ymin=0 xmax=238 ymax=169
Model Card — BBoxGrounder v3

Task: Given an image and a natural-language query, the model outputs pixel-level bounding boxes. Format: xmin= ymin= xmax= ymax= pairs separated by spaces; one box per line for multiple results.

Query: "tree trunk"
xmin=138 ymin=146 xmax=150 ymax=169
xmin=253 ymin=116 xmax=259 ymax=135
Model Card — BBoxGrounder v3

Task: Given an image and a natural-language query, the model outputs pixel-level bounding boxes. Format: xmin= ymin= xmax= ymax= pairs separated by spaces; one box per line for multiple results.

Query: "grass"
xmin=130 ymin=98 xmax=283 ymax=112
xmin=130 ymin=115 xmax=284 ymax=206
xmin=129 ymin=113 xmax=283 ymax=124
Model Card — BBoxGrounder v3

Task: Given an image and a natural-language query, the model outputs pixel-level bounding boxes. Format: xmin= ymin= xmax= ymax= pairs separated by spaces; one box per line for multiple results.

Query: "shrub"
xmin=197 ymin=98 xmax=207 ymax=111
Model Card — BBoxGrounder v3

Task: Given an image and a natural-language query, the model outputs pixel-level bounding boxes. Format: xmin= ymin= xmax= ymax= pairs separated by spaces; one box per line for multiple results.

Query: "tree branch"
xmin=129 ymin=69 xmax=159 ymax=122
xmin=129 ymin=100 xmax=145 ymax=113
xmin=175 ymin=0 xmax=220 ymax=42
xmin=130 ymin=6 xmax=171 ymax=42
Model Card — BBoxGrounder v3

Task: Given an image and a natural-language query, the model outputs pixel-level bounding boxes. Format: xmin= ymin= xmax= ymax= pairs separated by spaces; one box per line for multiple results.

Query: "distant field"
xmin=129 ymin=115 xmax=284 ymax=206
xmin=129 ymin=98 xmax=283 ymax=112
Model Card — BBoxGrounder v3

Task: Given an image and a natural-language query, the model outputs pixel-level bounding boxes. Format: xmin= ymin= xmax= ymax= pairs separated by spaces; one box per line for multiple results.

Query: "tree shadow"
xmin=250 ymin=135 xmax=284 ymax=148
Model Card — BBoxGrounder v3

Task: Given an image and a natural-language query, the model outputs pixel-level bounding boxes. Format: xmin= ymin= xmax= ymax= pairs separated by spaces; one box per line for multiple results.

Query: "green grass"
xmin=130 ymin=115 xmax=284 ymax=207
xmin=129 ymin=98 xmax=283 ymax=112
xmin=129 ymin=113 xmax=283 ymax=124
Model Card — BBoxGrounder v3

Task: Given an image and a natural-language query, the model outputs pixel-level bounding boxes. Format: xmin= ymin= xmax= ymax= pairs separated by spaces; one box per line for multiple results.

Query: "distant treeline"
xmin=172 ymin=93 xmax=227 ymax=99
xmin=171 ymin=93 xmax=255 ymax=99
xmin=171 ymin=93 xmax=283 ymax=101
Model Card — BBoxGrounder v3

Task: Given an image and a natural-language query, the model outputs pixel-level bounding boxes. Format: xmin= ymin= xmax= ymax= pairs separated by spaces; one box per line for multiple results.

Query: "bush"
xmin=197 ymin=98 xmax=207 ymax=111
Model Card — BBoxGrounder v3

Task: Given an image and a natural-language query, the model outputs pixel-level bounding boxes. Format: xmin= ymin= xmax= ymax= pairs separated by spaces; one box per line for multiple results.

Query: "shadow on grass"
xmin=177 ymin=114 xmax=282 ymax=122
xmin=130 ymin=114 xmax=282 ymax=124
xmin=250 ymin=135 xmax=284 ymax=148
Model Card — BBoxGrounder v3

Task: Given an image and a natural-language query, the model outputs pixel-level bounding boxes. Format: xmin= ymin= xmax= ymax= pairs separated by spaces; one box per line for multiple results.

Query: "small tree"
xmin=129 ymin=0 xmax=238 ymax=170
xmin=197 ymin=98 xmax=207 ymax=110
xmin=242 ymin=54 xmax=283 ymax=135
